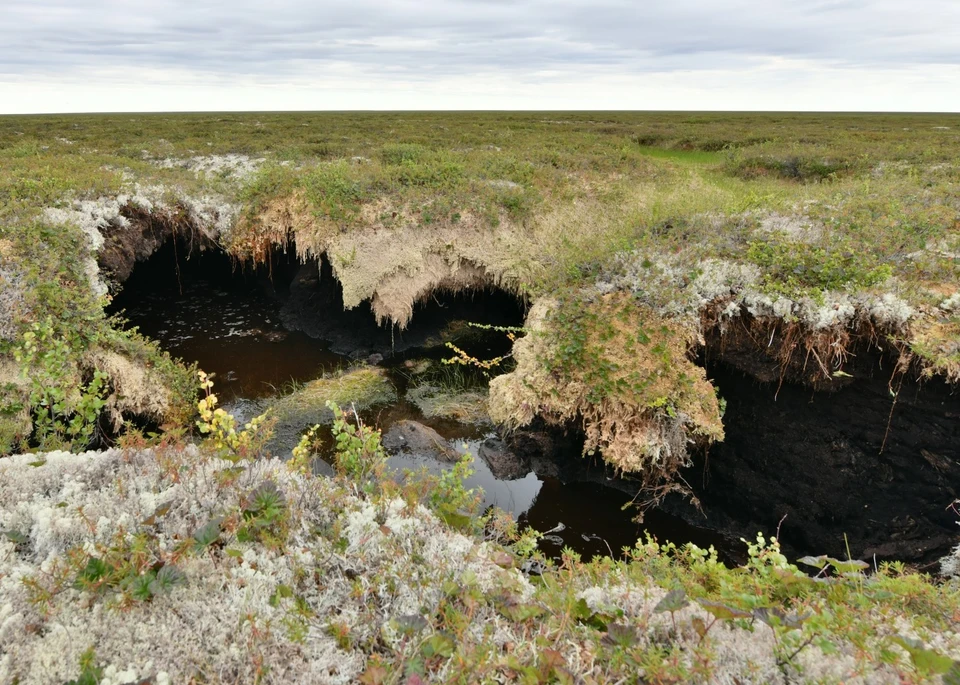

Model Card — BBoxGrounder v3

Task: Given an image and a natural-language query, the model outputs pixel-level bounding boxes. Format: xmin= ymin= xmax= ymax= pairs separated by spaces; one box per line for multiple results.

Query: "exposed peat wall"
xmin=661 ymin=341 xmax=960 ymax=565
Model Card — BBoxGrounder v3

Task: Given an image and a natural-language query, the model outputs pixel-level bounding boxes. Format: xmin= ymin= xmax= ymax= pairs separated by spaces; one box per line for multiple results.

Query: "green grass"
xmin=635 ymin=145 xmax=726 ymax=165
xmin=0 ymin=114 xmax=958 ymax=683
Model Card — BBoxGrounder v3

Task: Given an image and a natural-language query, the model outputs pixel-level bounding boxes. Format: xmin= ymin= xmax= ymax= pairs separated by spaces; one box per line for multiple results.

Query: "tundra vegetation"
xmin=1 ymin=112 xmax=959 ymax=682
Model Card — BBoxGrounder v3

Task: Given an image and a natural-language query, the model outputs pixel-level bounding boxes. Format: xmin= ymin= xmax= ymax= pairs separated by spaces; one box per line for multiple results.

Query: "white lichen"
xmin=597 ymin=251 xmax=915 ymax=335
xmin=0 ymin=261 xmax=26 ymax=341
xmin=940 ymin=293 xmax=960 ymax=313
xmin=0 ymin=447 xmax=528 ymax=684
xmin=757 ymin=212 xmax=823 ymax=243
xmin=153 ymin=154 xmax=264 ymax=181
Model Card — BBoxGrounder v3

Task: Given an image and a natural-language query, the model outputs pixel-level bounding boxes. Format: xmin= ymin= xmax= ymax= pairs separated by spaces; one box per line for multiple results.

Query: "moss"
xmin=268 ymin=366 xmax=397 ymax=427
xmin=746 ymin=235 xmax=893 ymax=301
xmin=909 ymin=318 xmax=960 ymax=382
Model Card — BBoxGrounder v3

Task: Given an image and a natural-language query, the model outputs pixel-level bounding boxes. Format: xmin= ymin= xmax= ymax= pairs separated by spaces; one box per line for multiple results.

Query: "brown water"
xmin=109 ymin=243 xmax=740 ymax=562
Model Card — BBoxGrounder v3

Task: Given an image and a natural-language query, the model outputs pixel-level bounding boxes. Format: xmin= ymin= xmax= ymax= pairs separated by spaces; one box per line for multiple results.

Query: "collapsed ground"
xmin=1 ymin=112 xmax=959 ymax=681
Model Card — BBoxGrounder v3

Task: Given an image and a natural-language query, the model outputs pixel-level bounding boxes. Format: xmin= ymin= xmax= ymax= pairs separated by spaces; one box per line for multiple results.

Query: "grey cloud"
xmin=1 ymin=0 xmax=958 ymax=81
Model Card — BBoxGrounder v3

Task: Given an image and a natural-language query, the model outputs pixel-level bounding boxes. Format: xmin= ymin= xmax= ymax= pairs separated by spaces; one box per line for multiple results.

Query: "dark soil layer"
xmin=665 ymin=349 xmax=960 ymax=566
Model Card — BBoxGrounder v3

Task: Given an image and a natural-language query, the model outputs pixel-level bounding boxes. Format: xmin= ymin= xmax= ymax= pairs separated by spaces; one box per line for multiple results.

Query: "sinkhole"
xmin=106 ymin=238 xmax=735 ymax=561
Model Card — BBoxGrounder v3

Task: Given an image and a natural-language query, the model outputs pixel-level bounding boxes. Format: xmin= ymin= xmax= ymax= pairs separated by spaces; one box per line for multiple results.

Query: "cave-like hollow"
xmin=104 ymin=237 xmax=960 ymax=565
xmin=106 ymin=238 xmax=527 ymax=400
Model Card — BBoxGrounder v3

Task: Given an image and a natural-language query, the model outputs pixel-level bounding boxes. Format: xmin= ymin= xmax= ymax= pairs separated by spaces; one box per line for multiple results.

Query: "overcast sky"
xmin=1 ymin=0 xmax=958 ymax=113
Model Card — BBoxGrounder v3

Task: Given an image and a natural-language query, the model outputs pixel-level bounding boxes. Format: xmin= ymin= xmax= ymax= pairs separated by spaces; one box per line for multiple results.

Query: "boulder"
xmin=382 ymin=420 xmax=457 ymax=462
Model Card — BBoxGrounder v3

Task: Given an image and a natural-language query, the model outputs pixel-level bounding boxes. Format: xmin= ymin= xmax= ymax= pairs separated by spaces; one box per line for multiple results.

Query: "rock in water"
xmin=478 ymin=437 xmax=530 ymax=480
xmin=382 ymin=420 xmax=457 ymax=462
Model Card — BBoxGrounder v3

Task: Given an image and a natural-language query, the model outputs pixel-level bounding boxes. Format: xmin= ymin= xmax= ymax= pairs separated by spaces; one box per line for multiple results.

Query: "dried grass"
xmin=232 ymin=197 xmax=530 ymax=328
xmin=490 ymin=297 xmax=723 ymax=495
xmin=86 ymin=350 xmax=171 ymax=430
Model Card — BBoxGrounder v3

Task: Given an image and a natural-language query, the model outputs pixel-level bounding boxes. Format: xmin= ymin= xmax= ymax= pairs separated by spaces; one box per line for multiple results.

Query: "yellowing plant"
xmin=196 ymin=370 xmax=272 ymax=460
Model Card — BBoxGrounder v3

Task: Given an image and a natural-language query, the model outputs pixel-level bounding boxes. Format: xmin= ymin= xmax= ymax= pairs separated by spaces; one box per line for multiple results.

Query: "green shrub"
xmin=746 ymin=238 xmax=893 ymax=299
xmin=327 ymin=401 xmax=387 ymax=487
xmin=380 ymin=143 xmax=428 ymax=165
xmin=12 ymin=317 xmax=107 ymax=451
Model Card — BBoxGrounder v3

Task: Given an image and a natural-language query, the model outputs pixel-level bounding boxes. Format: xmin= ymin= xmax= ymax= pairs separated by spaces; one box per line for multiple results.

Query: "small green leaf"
xmin=130 ymin=572 xmax=156 ymax=601
xmin=691 ymin=617 xmax=707 ymax=638
xmin=150 ymin=564 xmax=186 ymax=595
xmin=394 ymin=614 xmax=428 ymax=636
xmin=893 ymin=636 xmax=957 ymax=675
xmin=602 ymin=622 xmax=638 ymax=648
xmin=654 ymin=589 xmax=689 ymax=614
xmin=75 ymin=556 xmax=110 ymax=589
xmin=753 ymin=607 xmax=810 ymax=630
xmin=572 ymin=598 xmax=592 ymax=621
xmin=3 ymin=529 xmax=28 ymax=546
xmin=192 ymin=517 xmax=223 ymax=551
xmin=825 ymin=557 xmax=869 ymax=574
xmin=797 ymin=555 xmax=829 ymax=570
xmin=421 ymin=633 xmax=455 ymax=659
xmin=699 ymin=600 xmax=752 ymax=621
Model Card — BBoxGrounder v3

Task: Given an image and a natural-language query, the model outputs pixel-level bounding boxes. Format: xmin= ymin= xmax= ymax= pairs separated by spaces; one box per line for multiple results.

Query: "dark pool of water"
xmin=385 ymin=432 xmax=733 ymax=562
xmin=109 ymin=245 xmax=349 ymax=400
xmin=110 ymin=243 xmax=741 ymax=563
xmin=115 ymin=280 xmax=348 ymax=400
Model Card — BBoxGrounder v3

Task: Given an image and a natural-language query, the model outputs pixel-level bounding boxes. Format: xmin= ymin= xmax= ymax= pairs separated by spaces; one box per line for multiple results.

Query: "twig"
xmin=879 ymin=370 xmax=905 ymax=455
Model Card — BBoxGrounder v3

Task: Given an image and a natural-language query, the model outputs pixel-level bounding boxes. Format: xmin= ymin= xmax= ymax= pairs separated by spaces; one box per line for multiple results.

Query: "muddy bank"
xmin=660 ymin=347 xmax=960 ymax=565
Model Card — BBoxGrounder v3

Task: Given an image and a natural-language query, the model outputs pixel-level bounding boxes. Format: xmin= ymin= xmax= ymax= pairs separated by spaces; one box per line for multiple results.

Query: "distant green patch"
xmin=635 ymin=145 xmax=725 ymax=165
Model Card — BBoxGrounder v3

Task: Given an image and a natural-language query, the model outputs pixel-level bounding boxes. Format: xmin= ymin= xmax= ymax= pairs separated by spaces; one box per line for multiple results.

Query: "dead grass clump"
xmin=86 ymin=350 xmax=171 ymax=430
xmin=406 ymin=384 xmax=490 ymax=424
xmin=908 ymin=318 xmax=960 ymax=383
xmin=322 ymin=211 xmax=528 ymax=327
xmin=368 ymin=257 xmax=499 ymax=328
xmin=228 ymin=191 xmax=332 ymax=264
xmin=234 ymin=193 xmax=530 ymax=328
xmin=490 ymin=295 xmax=723 ymax=495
